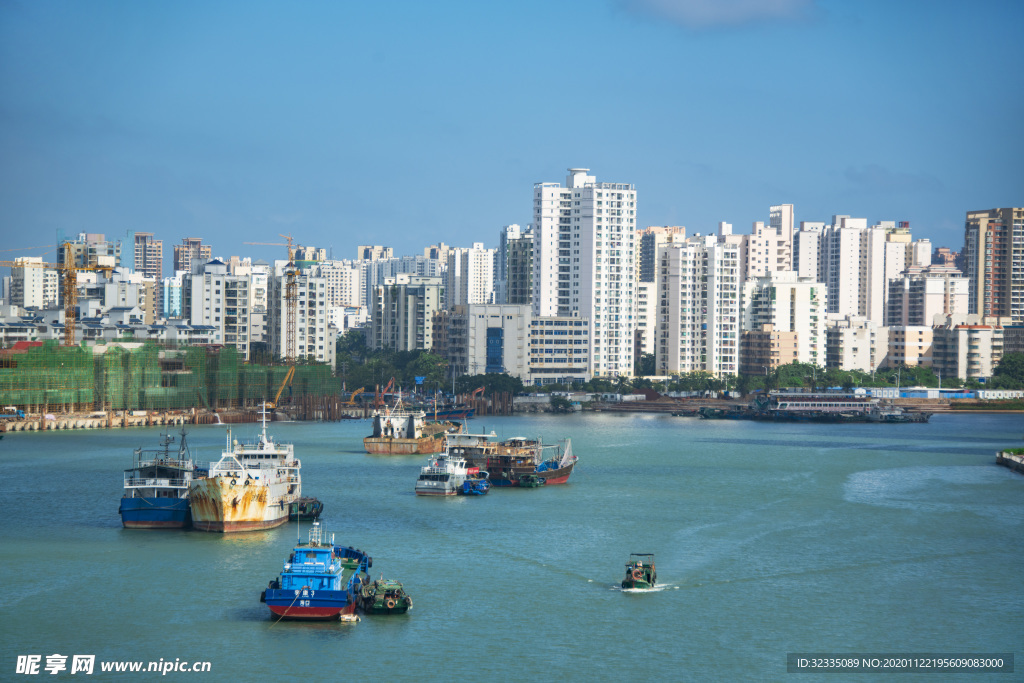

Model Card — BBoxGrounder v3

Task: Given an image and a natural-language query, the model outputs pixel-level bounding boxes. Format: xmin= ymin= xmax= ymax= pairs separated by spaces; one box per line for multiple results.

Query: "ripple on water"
xmin=842 ymin=465 xmax=1024 ymax=519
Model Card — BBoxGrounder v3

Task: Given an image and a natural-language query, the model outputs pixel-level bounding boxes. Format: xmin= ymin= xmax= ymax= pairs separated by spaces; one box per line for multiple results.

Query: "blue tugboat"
xmin=260 ymin=522 xmax=372 ymax=620
xmin=119 ymin=430 xmax=197 ymax=529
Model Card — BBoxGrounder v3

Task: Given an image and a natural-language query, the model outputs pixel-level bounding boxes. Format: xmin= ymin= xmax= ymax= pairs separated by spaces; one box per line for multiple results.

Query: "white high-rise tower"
xmin=532 ymin=168 xmax=637 ymax=378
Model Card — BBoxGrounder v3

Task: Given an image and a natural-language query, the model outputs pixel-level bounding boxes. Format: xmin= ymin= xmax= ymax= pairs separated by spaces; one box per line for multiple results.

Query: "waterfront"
xmin=1 ymin=413 xmax=1021 ymax=680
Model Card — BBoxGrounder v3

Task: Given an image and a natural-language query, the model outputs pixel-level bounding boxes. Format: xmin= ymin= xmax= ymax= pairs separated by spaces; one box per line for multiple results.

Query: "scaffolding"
xmin=0 ymin=341 xmax=95 ymax=413
xmin=0 ymin=341 xmax=340 ymax=414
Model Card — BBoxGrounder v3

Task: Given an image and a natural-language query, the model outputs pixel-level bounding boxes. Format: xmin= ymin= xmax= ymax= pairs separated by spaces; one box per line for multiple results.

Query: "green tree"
xmin=550 ymin=396 xmax=573 ymax=412
xmin=992 ymin=352 xmax=1024 ymax=389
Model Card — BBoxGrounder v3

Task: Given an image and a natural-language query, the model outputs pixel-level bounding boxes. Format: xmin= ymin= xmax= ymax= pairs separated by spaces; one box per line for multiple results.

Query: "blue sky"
xmin=1 ymin=0 xmax=1021 ymax=270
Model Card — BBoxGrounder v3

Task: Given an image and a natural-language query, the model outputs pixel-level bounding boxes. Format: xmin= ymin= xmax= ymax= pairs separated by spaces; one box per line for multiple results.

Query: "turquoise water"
xmin=1 ymin=413 xmax=1022 ymax=680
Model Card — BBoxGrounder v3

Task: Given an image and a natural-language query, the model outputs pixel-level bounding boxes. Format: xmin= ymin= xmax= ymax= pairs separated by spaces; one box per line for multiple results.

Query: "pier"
xmin=996 ymin=450 xmax=1024 ymax=475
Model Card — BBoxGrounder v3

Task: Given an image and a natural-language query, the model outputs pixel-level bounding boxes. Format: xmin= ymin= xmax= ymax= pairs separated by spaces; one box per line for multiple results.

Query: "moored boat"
xmin=444 ymin=432 xmax=577 ymax=487
xmin=260 ymin=522 xmax=371 ymax=620
xmin=119 ymin=430 xmax=196 ymax=529
xmin=621 ymin=553 xmax=656 ymax=589
xmin=288 ymin=497 xmax=323 ymax=521
xmin=460 ymin=470 xmax=490 ymax=495
xmin=414 ymin=453 xmax=471 ymax=496
xmin=359 ymin=576 xmax=413 ymax=615
xmin=189 ymin=405 xmax=300 ymax=533
xmin=364 ymin=400 xmax=461 ymax=455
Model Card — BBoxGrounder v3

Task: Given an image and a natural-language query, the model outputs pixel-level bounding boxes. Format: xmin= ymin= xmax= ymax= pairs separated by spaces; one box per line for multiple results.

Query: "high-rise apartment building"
xmin=268 ymin=267 xmax=330 ymax=365
xmin=357 ymin=246 xmax=393 ymax=261
xmin=655 ymin=236 xmax=740 ymax=377
xmin=963 ymin=208 xmax=1024 ymax=324
xmin=9 ymin=257 xmax=59 ymax=309
xmin=494 ymin=225 xmax=523 ymax=305
xmin=793 ymin=222 xmax=825 ymax=281
xmin=533 ymin=168 xmax=637 ymax=378
xmin=58 ymin=232 xmax=121 ymax=270
xmin=173 ymin=238 xmax=212 ymax=273
xmin=446 ymin=243 xmax=494 ymax=308
xmin=740 ymin=271 xmax=827 ymax=367
xmin=506 ymin=228 xmax=534 ymax=306
xmin=638 ymin=226 xmax=686 ymax=283
xmin=132 ymin=232 xmax=163 ymax=316
xmin=369 ymin=274 xmax=444 ymax=352
xmin=886 ymin=265 xmax=968 ymax=327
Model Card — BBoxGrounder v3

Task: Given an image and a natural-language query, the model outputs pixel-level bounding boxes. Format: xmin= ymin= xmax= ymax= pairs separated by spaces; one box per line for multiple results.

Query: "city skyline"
xmin=1 ymin=0 xmax=1021 ymax=267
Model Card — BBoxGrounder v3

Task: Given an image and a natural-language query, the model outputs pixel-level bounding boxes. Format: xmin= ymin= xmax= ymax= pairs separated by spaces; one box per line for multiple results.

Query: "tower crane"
xmin=1 ymin=243 xmax=115 ymax=346
xmin=244 ymin=235 xmax=299 ymax=363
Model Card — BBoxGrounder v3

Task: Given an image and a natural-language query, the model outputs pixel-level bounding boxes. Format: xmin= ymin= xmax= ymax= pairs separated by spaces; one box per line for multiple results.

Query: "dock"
xmin=996 ymin=450 xmax=1024 ymax=475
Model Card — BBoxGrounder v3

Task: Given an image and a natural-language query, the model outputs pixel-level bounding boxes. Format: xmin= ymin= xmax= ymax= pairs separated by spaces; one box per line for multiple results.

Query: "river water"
xmin=1 ymin=413 xmax=1021 ymax=680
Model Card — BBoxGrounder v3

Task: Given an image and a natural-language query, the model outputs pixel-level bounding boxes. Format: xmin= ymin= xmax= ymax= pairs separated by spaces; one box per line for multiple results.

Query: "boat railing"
xmin=124 ymin=475 xmax=190 ymax=488
xmin=287 ymin=562 xmax=328 ymax=574
xmin=136 ymin=458 xmax=195 ymax=469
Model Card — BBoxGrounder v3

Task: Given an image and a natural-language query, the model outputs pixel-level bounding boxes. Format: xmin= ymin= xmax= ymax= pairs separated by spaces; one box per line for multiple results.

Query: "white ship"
xmin=189 ymin=407 xmax=300 ymax=532
xmin=414 ymin=453 xmax=472 ymax=496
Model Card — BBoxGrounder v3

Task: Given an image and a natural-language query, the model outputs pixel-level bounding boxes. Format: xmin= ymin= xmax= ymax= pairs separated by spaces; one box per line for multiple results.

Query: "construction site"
xmin=0 ymin=340 xmax=364 ymax=431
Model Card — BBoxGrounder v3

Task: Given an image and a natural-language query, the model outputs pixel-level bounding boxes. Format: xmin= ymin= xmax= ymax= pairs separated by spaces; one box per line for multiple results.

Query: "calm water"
xmin=1 ymin=413 xmax=1022 ymax=681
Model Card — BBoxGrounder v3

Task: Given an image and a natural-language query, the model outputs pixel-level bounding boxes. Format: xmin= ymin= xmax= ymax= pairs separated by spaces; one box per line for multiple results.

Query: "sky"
xmin=1 ymin=0 xmax=1022 ymax=272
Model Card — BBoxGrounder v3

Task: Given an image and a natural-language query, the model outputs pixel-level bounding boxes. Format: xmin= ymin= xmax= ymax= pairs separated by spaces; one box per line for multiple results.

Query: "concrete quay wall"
xmin=996 ymin=451 xmax=1024 ymax=475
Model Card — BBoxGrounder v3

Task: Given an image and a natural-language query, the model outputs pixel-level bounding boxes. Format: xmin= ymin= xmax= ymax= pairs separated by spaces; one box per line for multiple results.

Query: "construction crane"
xmin=244 ymin=234 xmax=299 ymax=363
xmin=1 ymin=243 xmax=115 ymax=346
xmin=374 ymin=377 xmax=395 ymax=408
xmin=471 ymin=386 xmax=485 ymax=399
xmin=345 ymin=387 xmax=364 ymax=405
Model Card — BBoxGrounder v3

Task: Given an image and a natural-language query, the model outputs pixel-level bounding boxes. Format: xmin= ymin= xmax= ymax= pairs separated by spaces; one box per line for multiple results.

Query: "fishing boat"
xmin=517 ymin=473 xmax=545 ymax=488
xmin=444 ymin=432 xmax=577 ymax=487
xmin=460 ymin=470 xmax=490 ymax=496
xmin=414 ymin=453 xmax=473 ymax=496
xmin=119 ymin=429 xmax=197 ymax=529
xmin=260 ymin=522 xmax=371 ymax=620
xmin=364 ymin=398 xmax=461 ymax=455
xmin=288 ymin=497 xmax=323 ymax=521
xmin=621 ymin=553 xmax=656 ymax=589
xmin=189 ymin=405 xmax=300 ymax=533
xmin=359 ymin=576 xmax=413 ymax=615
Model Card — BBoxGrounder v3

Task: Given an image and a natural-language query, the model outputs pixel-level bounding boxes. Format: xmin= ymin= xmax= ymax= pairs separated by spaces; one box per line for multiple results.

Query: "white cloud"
xmin=619 ymin=0 xmax=816 ymax=29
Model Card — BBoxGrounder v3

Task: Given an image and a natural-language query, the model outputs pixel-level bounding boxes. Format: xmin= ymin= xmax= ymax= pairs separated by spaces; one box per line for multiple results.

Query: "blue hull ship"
xmin=120 ymin=430 xmax=197 ymax=529
xmin=261 ymin=523 xmax=372 ymax=620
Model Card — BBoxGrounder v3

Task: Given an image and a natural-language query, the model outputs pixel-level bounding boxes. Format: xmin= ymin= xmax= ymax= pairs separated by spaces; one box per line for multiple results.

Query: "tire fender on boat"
xmin=230 ymin=479 xmax=237 ymax=486
xmin=385 ymin=598 xmax=396 ymax=609
xmin=632 ymin=568 xmax=643 ymax=581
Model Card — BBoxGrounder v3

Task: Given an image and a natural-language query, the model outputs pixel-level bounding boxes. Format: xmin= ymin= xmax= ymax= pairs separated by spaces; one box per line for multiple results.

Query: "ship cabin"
xmin=280 ymin=544 xmax=341 ymax=592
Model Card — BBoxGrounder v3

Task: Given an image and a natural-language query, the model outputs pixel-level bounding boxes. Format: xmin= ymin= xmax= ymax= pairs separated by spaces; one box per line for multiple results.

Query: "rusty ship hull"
xmin=363 ymin=434 xmax=448 ymax=455
xmin=189 ymin=476 xmax=293 ymax=532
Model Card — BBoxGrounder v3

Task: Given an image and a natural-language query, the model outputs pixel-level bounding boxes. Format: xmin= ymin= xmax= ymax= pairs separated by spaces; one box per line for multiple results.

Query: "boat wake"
xmin=616 ymin=583 xmax=679 ymax=593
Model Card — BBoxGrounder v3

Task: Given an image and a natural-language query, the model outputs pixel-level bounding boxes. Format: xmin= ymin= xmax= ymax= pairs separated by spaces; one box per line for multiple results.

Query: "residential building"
xmin=311 ymin=260 xmax=363 ymax=308
xmin=357 ymin=246 xmax=393 ymax=261
xmin=132 ymin=232 xmax=163 ymax=316
xmin=189 ymin=258 xmax=254 ymax=359
xmin=740 ymin=271 xmax=827 ymax=367
xmin=963 ymin=208 xmax=1024 ymax=324
xmin=793 ymin=221 xmax=825 ymax=281
xmin=532 ymin=167 xmax=637 ymax=377
xmin=173 ymin=238 xmax=211 ymax=273
xmin=637 ymin=226 xmax=686 ymax=283
xmin=825 ymin=315 xmax=888 ymax=373
xmin=885 ymin=326 xmax=933 ymax=368
xmin=932 ymin=314 xmax=1007 ymax=381
xmin=494 ymin=225 xmax=524 ymax=305
xmin=58 ymin=232 xmax=121 ymax=270
xmin=163 ymin=271 xmax=186 ymax=319
xmin=268 ymin=266 xmax=330 ymax=366
xmin=635 ymin=281 xmax=656 ymax=357
xmin=886 ymin=265 xmax=968 ymax=327
xmin=739 ymin=323 xmax=799 ymax=374
xmin=9 ymin=257 xmax=59 ymax=309
xmin=369 ymin=274 xmax=444 ymax=352
xmin=506 ymin=228 xmax=534 ymax=305
xmin=655 ymin=236 xmax=740 ymax=377
xmin=446 ymin=243 xmax=494 ymax=308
